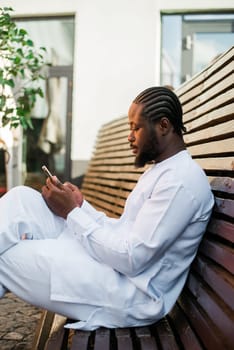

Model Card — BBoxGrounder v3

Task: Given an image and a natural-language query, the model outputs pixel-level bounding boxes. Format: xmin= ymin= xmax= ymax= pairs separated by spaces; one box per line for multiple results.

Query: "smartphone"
xmin=42 ymin=165 xmax=62 ymax=185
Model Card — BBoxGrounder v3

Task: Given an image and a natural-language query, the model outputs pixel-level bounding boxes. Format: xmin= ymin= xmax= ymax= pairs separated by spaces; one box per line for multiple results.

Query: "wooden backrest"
xmin=169 ymin=46 xmax=234 ymax=350
xmin=82 ymin=46 xmax=234 ymax=348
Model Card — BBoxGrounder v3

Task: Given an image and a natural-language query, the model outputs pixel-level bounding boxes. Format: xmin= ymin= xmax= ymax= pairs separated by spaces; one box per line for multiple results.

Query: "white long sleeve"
xmin=67 ymin=152 xmax=214 ymax=280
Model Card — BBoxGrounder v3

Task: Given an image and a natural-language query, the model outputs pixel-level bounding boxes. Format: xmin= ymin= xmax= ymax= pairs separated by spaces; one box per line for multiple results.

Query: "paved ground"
xmin=0 ymin=293 xmax=42 ymax=350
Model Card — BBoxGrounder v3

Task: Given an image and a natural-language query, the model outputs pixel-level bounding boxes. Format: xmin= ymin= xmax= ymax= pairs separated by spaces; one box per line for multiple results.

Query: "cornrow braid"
xmin=133 ymin=87 xmax=186 ymax=135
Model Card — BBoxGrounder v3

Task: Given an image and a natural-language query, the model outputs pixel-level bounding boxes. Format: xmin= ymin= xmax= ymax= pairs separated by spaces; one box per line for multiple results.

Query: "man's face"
xmin=128 ymin=103 xmax=160 ymax=168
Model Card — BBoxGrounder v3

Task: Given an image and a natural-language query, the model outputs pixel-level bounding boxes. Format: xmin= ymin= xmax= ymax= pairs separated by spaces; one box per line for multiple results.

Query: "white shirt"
xmin=50 ymin=150 xmax=214 ymax=330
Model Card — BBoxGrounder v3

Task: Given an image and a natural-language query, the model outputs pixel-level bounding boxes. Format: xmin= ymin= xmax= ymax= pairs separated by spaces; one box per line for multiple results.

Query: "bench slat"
xmin=194 ymin=157 xmax=234 ymax=171
xmin=187 ymin=274 xmax=234 ymax=343
xmin=184 ymin=120 xmax=234 ymax=145
xmin=82 ymin=176 xmax=136 ymax=191
xmin=153 ymin=318 xmax=180 ymax=349
xmin=188 ymin=138 xmax=234 ymax=156
xmin=115 ymin=328 xmax=134 ymax=350
xmin=210 ymin=177 xmax=234 ymax=193
xmin=134 ymin=327 xmax=159 ymax=350
xmin=179 ymin=59 xmax=233 ymax=105
xmin=185 ymin=103 xmax=234 ymax=132
xmin=169 ymin=304 xmax=203 ymax=350
xmin=182 ymin=72 xmax=233 ymax=115
xmin=199 ymin=238 xmax=234 ymax=274
xmin=193 ymin=255 xmax=234 ymax=310
xmin=177 ymin=46 xmax=234 ymax=98
xmin=70 ymin=330 xmax=91 ymax=350
xmin=178 ymin=291 xmax=230 ymax=349
xmin=93 ymin=328 xmax=110 ymax=350
xmin=214 ymin=197 xmax=234 ymax=217
xmin=207 ymin=218 xmax=234 ymax=242
xmin=183 ymin=88 xmax=234 ymax=123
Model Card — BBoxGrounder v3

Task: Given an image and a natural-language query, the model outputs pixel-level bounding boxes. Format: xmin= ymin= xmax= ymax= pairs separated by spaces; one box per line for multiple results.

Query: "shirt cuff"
xmin=67 ymin=206 xmax=100 ymax=239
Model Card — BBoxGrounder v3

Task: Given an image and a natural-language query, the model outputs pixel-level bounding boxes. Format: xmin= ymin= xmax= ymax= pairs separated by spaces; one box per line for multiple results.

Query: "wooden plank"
xmin=44 ymin=314 xmax=68 ymax=350
xmin=207 ymin=218 xmax=234 ymax=243
xmin=184 ymin=120 xmax=234 ymax=145
xmin=187 ymin=274 xmax=234 ymax=343
xmin=193 ymin=255 xmax=234 ymax=310
xmin=194 ymin=157 xmax=234 ymax=171
xmin=134 ymin=327 xmax=159 ymax=350
xmin=179 ymin=60 xmax=233 ymax=105
xmin=90 ymin=155 xmax=135 ymax=165
xmin=169 ymin=304 xmax=203 ymax=350
xmin=83 ymin=170 xmax=142 ymax=181
xmin=83 ymin=179 xmax=136 ymax=191
xmin=85 ymin=164 xmax=141 ymax=174
xmin=92 ymin=149 xmax=133 ymax=160
xmin=70 ymin=330 xmax=90 ymax=350
xmin=83 ymin=194 xmax=124 ymax=216
xmin=210 ymin=177 xmax=234 ymax=194
xmin=214 ymin=197 xmax=234 ymax=217
xmin=93 ymin=328 xmax=110 ymax=350
xmin=178 ymin=291 xmax=230 ymax=350
xmin=82 ymin=183 xmax=130 ymax=199
xmin=115 ymin=328 xmax=133 ymax=350
xmin=100 ymin=116 xmax=127 ymax=131
xmin=32 ymin=311 xmax=55 ymax=350
xmin=153 ymin=318 xmax=180 ymax=350
xmin=187 ymin=138 xmax=234 ymax=157
xmin=82 ymin=176 xmax=137 ymax=191
xmin=93 ymin=144 xmax=131 ymax=156
xmin=199 ymin=238 xmax=234 ymax=274
xmin=97 ymin=134 xmax=128 ymax=147
xmin=100 ymin=122 xmax=128 ymax=137
xmin=83 ymin=190 xmax=126 ymax=208
xmin=185 ymin=103 xmax=234 ymax=132
xmin=183 ymin=88 xmax=234 ymax=123
xmin=182 ymin=73 xmax=233 ymax=115
xmin=177 ymin=46 xmax=234 ymax=98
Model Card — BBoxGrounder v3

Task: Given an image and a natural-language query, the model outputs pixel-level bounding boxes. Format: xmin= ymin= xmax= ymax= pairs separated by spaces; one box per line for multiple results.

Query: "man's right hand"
xmin=41 ymin=178 xmax=83 ymax=219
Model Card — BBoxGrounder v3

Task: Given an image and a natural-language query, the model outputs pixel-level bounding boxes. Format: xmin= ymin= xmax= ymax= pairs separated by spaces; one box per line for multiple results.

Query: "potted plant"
xmin=0 ymin=7 xmax=49 ymax=190
xmin=0 ymin=6 xmax=48 ymax=129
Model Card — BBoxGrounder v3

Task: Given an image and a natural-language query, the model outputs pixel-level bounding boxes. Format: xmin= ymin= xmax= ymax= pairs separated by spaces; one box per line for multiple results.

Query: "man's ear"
xmin=158 ymin=117 xmax=171 ymax=135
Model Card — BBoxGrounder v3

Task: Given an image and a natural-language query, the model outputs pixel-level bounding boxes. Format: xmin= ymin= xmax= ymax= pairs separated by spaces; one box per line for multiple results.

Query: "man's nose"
xmin=128 ymin=131 xmax=135 ymax=142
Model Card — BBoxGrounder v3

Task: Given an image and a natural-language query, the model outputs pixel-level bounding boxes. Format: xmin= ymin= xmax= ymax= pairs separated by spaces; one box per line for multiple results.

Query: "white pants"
xmin=0 ymin=186 xmax=163 ymax=330
xmin=0 ymin=186 xmax=96 ymax=321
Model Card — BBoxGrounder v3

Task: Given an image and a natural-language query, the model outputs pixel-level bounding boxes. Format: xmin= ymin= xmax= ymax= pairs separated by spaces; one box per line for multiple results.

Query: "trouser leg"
xmin=0 ymin=239 xmax=96 ymax=321
xmin=0 ymin=186 xmax=66 ymax=255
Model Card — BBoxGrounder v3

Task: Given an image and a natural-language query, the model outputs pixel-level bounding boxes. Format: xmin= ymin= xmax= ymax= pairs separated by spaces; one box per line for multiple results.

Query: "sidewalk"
xmin=0 ymin=293 xmax=42 ymax=350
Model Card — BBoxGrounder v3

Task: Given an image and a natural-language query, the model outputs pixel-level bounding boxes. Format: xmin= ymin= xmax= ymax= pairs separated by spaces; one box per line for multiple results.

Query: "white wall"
xmin=1 ymin=0 xmax=233 ymax=177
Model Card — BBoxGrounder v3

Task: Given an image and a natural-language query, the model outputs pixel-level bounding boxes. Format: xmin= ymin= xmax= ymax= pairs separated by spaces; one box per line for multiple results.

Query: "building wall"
xmin=1 ymin=0 xmax=233 ymax=178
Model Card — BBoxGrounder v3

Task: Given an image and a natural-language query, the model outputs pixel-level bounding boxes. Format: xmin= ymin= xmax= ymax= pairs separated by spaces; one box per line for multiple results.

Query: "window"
xmin=161 ymin=13 xmax=234 ymax=88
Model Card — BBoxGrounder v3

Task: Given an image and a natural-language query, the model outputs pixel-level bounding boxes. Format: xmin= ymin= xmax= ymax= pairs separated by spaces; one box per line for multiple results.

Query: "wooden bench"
xmin=32 ymin=46 xmax=234 ymax=350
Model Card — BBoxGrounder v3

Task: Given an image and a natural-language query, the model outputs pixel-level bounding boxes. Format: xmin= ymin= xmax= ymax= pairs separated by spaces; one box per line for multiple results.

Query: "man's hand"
xmin=41 ymin=177 xmax=83 ymax=219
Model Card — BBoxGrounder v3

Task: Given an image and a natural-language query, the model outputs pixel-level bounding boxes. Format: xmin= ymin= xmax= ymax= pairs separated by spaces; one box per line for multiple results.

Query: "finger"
xmin=63 ymin=182 xmax=77 ymax=191
xmin=46 ymin=177 xmax=60 ymax=190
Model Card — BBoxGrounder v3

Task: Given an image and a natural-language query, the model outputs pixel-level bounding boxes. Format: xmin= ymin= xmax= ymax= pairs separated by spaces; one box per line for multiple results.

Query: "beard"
xmin=134 ymin=129 xmax=159 ymax=168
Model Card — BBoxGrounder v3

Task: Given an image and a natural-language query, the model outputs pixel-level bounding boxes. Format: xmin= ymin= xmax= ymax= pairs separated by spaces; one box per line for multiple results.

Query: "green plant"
xmin=0 ymin=7 xmax=48 ymax=129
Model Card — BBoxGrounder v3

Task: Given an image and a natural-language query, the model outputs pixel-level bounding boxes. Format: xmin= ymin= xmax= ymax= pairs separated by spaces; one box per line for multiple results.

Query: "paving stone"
xmin=0 ymin=293 xmax=42 ymax=350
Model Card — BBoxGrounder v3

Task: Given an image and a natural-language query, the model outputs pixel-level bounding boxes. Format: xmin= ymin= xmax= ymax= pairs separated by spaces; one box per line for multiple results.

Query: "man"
xmin=0 ymin=87 xmax=214 ymax=330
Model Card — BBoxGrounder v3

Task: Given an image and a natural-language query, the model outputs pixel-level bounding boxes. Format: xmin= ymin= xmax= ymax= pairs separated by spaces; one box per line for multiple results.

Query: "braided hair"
xmin=133 ymin=86 xmax=186 ymax=136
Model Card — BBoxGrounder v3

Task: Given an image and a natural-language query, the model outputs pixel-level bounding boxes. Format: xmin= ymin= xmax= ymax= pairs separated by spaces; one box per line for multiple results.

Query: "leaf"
xmin=14 ymin=56 xmax=21 ymax=64
xmin=5 ymin=79 xmax=15 ymax=88
xmin=19 ymin=28 xmax=27 ymax=36
xmin=26 ymin=39 xmax=34 ymax=47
